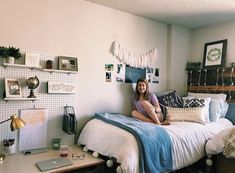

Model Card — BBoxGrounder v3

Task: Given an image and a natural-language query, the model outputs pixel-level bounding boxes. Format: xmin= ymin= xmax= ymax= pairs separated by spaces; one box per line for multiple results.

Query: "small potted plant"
xmin=186 ymin=61 xmax=201 ymax=71
xmin=0 ymin=46 xmax=22 ymax=64
xmin=0 ymin=46 xmax=8 ymax=58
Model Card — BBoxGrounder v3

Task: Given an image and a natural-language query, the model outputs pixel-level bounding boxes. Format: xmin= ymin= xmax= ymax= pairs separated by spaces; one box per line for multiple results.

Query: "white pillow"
xmin=206 ymin=127 xmax=235 ymax=156
xmin=209 ymin=99 xmax=229 ymax=122
xmin=182 ymin=96 xmax=211 ymax=123
xmin=166 ymin=107 xmax=205 ymax=124
xmin=188 ymin=92 xmax=227 ymax=101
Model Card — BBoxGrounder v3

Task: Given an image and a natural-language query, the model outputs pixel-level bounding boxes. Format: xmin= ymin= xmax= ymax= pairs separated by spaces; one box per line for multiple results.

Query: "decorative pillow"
xmin=155 ymin=90 xmax=177 ymax=97
xmin=166 ymin=107 xmax=205 ymax=124
xmin=183 ymin=96 xmax=211 ymax=123
xmin=156 ymin=91 xmax=183 ymax=117
xmin=209 ymin=99 xmax=229 ymax=122
xmin=225 ymin=103 xmax=235 ymax=125
xmin=188 ymin=92 xmax=227 ymax=101
xmin=157 ymin=91 xmax=183 ymax=107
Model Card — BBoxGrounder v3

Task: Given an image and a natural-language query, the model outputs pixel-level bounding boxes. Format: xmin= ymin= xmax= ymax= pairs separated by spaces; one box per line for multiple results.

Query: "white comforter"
xmin=78 ymin=118 xmax=233 ymax=173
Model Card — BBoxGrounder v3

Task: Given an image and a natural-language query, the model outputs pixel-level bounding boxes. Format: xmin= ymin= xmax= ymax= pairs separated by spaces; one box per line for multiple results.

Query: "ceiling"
xmin=86 ymin=0 xmax=235 ymax=29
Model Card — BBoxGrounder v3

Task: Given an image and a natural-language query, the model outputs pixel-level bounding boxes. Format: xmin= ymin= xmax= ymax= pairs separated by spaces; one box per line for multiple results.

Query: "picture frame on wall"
xmin=58 ymin=56 xmax=78 ymax=71
xmin=25 ymin=52 xmax=40 ymax=67
xmin=203 ymin=39 xmax=227 ymax=69
xmin=5 ymin=78 xmax=22 ymax=98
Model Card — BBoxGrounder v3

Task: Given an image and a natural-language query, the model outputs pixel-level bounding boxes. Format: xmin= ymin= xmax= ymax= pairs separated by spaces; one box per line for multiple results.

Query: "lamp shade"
xmin=10 ymin=114 xmax=25 ymax=131
xmin=0 ymin=114 xmax=25 ymax=161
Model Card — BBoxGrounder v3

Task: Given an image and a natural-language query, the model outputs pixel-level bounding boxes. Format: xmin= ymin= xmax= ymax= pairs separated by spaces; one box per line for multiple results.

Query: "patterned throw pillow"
xmin=166 ymin=107 xmax=205 ymax=124
xmin=184 ymin=97 xmax=205 ymax=108
xmin=156 ymin=91 xmax=183 ymax=119
xmin=188 ymin=92 xmax=229 ymax=122
xmin=183 ymin=97 xmax=211 ymax=123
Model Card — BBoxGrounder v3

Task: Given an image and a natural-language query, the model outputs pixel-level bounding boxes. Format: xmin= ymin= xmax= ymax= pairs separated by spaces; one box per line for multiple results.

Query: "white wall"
xmin=191 ymin=20 xmax=235 ymax=66
xmin=0 ymin=0 xmax=180 ymax=130
xmin=167 ymin=25 xmax=191 ymax=96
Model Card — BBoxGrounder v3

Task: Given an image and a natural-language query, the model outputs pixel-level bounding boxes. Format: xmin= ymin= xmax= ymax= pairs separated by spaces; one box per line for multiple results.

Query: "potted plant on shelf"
xmin=186 ymin=61 xmax=201 ymax=71
xmin=0 ymin=46 xmax=8 ymax=58
xmin=0 ymin=46 xmax=22 ymax=64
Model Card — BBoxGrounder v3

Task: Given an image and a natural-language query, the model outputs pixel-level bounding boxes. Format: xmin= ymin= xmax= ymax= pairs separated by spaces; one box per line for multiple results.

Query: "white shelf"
xmin=3 ymin=63 xmax=42 ymax=70
xmin=43 ymin=69 xmax=78 ymax=74
xmin=4 ymin=97 xmax=39 ymax=101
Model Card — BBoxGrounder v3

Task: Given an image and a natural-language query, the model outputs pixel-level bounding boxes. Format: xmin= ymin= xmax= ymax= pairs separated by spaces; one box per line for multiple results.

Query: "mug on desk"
xmin=52 ymin=138 xmax=61 ymax=150
xmin=60 ymin=145 xmax=69 ymax=157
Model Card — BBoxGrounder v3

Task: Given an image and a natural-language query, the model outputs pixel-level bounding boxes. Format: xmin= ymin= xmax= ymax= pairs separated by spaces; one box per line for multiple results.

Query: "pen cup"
xmin=52 ymin=138 xmax=61 ymax=150
xmin=5 ymin=144 xmax=16 ymax=154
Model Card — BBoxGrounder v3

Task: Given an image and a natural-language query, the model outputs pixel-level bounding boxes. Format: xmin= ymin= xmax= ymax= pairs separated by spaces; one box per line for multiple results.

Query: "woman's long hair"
xmin=134 ymin=78 xmax=150 ymax=101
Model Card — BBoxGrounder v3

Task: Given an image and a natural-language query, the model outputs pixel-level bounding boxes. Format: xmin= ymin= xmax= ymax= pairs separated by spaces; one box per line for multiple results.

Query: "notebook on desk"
xmin=36 ymin=157 xmax=73 ymax=172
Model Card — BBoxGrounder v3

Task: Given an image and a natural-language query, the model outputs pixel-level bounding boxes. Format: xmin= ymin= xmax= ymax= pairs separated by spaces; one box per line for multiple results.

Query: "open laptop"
xmin=36 ymin=157 xmax=73 ymax=172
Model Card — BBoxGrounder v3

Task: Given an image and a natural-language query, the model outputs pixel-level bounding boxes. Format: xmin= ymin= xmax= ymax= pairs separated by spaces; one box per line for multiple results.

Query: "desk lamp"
xmin=0 ymin=114 xmax=25 ymax=161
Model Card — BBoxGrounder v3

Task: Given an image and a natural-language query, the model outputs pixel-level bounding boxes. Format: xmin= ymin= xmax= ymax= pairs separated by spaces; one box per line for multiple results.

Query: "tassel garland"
xmin=112 ymin=41 xmax=158 ymax=68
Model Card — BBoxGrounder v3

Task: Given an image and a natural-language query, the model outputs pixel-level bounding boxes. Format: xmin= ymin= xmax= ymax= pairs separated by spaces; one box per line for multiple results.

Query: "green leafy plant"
xmin=6 ymin=46 xmax=22 ymax=59
xmin=186 ymin=61 xmax=201 ymax=71
xmin=0 ymin=46 xmax=22 ymax=59
xmin=0 ymin=46 xmax=8 ymax=58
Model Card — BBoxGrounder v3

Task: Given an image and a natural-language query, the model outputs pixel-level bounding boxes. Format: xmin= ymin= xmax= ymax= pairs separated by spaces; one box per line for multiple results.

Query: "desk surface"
xmin=0 ymin=145 xmax=104 ymax=173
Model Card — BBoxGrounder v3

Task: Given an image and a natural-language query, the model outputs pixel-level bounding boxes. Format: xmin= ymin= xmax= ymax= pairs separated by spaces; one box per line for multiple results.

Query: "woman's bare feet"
xmin=161 ymin=121 xmax=171 ymax=125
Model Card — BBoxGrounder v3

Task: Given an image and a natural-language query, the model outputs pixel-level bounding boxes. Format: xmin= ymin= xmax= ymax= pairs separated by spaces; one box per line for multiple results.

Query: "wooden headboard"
xmin=187 ymin=67 xmax=235 ymax=101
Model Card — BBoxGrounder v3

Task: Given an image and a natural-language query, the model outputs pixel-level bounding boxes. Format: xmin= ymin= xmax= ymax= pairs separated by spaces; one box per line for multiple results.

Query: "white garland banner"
xmin=112 ymin=41 xmax=158 ymax=68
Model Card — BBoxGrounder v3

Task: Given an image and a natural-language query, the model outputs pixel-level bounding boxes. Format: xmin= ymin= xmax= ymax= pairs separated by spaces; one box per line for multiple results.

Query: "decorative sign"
xmin=125 ymin=65 xmax=146 ymax=83
xmin=48 ymin=81 xmax=77 ymax=94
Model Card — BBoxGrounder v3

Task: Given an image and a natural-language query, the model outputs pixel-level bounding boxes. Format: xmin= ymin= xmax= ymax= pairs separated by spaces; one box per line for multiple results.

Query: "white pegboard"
xmin=0 ymin=50 xmax=78 ymax=153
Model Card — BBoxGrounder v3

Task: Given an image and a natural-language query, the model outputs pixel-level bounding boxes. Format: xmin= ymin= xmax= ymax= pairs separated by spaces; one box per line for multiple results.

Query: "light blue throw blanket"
xmin=95 ymin=113 xmax=173 ymax=173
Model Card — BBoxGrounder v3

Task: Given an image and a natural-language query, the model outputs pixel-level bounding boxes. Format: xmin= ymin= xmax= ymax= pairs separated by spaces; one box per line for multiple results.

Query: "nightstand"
xmin=216 ymin=153 xmax=235 ymax=173
xmin=0 ymin=145 xmax=104 ymax=173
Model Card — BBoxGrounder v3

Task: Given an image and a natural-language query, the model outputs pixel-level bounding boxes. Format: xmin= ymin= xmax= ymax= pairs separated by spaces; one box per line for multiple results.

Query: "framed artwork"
xmin=58 ymin=56 xmax=78 ymax=71
xmin=5 ymin=78 xmax=22 ymax=98
xmin=48 ymin=81 xmax=77 ymax=94
xmin=25 ymin=52 xmax=40 ymax=67
xmin=203 ymin=39 xmax=227 ymax=69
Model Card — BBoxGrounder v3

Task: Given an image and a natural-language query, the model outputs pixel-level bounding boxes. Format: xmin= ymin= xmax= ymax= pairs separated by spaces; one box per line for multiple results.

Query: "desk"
xmin=0 ymin=145 xmax=104 ymax=173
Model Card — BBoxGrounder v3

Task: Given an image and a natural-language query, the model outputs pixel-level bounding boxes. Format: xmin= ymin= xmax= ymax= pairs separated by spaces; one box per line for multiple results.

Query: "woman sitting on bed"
xmin=132 ymin=78 xmax=170 ymax=125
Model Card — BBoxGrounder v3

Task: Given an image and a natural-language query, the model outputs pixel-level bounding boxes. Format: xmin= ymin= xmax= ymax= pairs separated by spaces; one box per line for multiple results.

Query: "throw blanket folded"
xmin=223 ymin=128 xmax=235 ymax=158
xmin=95 ymin=113 xmax=173 ymax=173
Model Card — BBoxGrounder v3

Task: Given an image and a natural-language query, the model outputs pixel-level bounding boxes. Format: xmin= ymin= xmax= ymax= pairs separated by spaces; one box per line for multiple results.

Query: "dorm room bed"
xmin=78 ymin=112 xmax=233 ymax=173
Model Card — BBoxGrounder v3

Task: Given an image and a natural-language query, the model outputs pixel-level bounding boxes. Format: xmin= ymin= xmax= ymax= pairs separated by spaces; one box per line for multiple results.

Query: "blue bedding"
xmin=95 ymin=113 xmax=173 ymax=173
